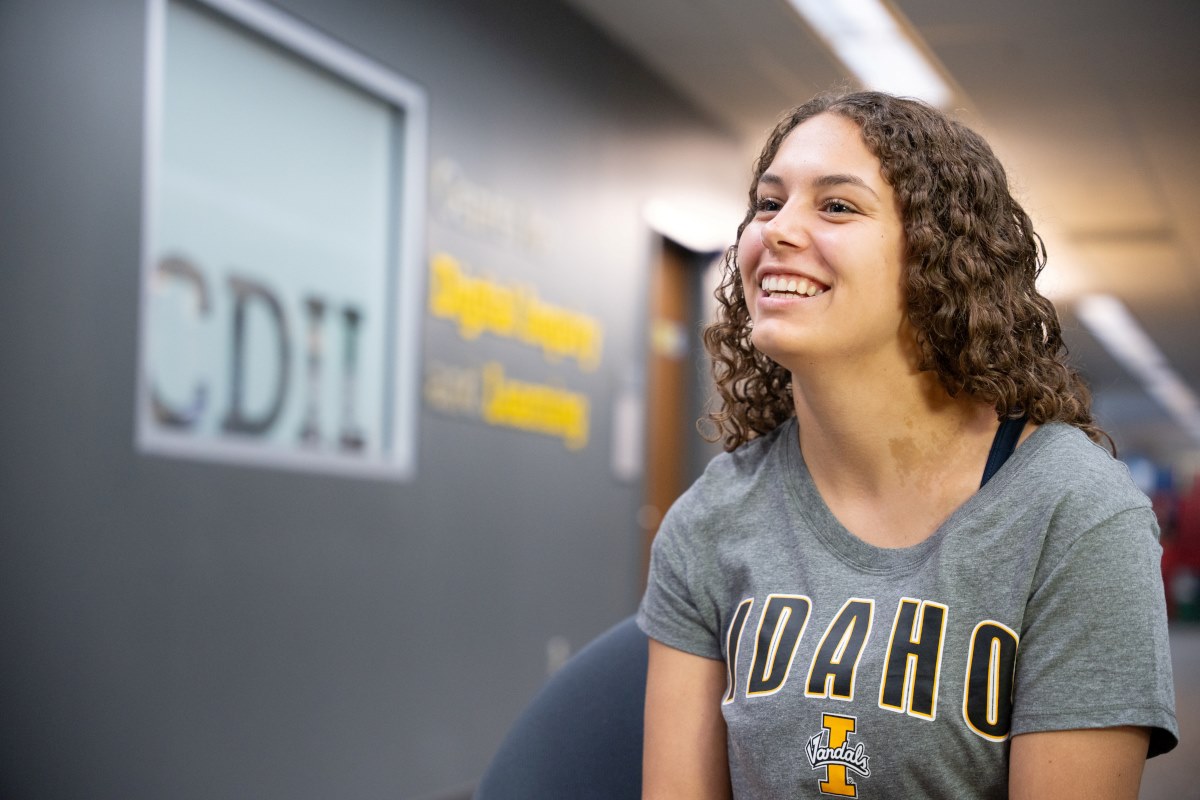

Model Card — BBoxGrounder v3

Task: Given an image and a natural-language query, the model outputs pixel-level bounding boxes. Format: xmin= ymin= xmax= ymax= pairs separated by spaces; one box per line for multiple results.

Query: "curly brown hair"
xmin=703 ymin=90 xmax=1108 ymax=452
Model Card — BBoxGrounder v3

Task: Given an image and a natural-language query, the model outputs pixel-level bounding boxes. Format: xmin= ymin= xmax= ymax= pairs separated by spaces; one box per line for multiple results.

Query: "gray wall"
xmin=0 ymin=0 xmax=744 ymax=797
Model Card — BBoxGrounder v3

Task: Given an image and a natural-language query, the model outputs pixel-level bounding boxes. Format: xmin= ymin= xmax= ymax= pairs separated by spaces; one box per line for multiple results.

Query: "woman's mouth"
xmin=760 ymin=275 xmax=828 ymax=297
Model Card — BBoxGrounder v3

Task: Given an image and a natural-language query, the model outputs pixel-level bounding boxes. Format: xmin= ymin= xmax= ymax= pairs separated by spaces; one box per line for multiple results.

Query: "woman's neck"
xmin=789 ymin=360 xmax=1000 ymax=547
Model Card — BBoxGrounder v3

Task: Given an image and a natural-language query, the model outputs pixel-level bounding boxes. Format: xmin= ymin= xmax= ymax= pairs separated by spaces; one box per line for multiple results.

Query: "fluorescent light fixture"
xmin=788 ymin=0 xmax=953 ymax=108
xmin=1075 ymin=294 xmax=1200 ymax=444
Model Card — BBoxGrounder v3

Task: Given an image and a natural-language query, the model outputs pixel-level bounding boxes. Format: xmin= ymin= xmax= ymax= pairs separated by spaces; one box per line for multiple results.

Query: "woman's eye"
xmin=822 ymin=199 xmax=856 ymax=214
xmin=755 ymin=198 xmax=781 ymax=213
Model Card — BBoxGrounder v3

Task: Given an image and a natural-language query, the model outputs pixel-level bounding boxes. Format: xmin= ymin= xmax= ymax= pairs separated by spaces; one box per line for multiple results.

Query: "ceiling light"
xmin=1075 ymin=294 xmax=1200 ymax=444
xmin=787 ymin=0 xmax=953 ymax=108
xmin=643 ymin=195 xmax=743 ymax=254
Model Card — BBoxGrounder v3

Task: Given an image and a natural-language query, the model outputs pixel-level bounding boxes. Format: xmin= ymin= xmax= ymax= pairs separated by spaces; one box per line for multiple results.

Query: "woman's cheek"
xmin=737 ymin=228 xmax=763 ymax=290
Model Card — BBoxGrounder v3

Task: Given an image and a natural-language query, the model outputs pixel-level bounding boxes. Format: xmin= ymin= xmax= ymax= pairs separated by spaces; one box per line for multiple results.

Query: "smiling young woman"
xmin=639 ymin=91 xmax=1177 ymax=799
xmin=737 ymin=114 xmax=909 ymax=373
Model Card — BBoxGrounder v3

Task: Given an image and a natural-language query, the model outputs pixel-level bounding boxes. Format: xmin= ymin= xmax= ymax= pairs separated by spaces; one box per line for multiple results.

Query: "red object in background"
xmin=1161 ymin=476 xmax=1200 ymax=620
xmin=1176 ymin=476 xmax=1200 ymax=559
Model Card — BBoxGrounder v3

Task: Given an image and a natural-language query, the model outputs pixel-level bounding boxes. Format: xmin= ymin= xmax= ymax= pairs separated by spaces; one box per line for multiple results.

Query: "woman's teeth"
xmin=760 ymin=275 xmax=826 ymax=297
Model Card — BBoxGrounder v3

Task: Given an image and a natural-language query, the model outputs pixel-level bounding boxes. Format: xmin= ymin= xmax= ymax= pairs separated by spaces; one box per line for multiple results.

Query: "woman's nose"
xmin=760 ymin=206 xmax=810 ymax=251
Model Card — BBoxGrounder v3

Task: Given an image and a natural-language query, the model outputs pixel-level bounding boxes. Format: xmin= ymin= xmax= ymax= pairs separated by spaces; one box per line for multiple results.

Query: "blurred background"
xmin=1 ymin=0 xmax=1196 ymax=797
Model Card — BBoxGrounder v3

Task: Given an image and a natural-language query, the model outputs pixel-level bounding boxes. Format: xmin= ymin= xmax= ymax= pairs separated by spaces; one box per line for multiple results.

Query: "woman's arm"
xmin=1009 ymin=726 xmax=1149 ymax=800
xmin=643 ymin=638 xmax=732 ymax=800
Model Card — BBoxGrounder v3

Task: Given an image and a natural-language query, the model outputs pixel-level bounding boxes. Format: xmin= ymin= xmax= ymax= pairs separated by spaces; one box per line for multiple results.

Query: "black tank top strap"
xmin=980 ymin=415 xmax=1028 ymax=488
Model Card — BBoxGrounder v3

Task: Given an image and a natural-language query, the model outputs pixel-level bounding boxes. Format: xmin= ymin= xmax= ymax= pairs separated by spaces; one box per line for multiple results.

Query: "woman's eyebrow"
xmin=814 ymin=173 xmax=879 ymax=199
xmin=756 ymin=171 xmax=880 ymax=200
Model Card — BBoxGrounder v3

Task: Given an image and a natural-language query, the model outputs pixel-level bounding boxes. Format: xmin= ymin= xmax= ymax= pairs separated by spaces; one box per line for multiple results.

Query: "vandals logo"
xmin=806 ymin=713 xmax=870 ymax=797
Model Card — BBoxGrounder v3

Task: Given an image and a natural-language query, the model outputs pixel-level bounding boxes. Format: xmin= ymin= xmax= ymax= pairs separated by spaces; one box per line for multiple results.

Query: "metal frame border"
xmin=137 ymin=0 xmax=427 ymax=480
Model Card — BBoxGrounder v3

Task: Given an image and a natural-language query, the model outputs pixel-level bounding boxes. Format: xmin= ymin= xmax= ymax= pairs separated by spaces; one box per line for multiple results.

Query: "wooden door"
xmin=641 ymin=238 xmax=695 ymax=580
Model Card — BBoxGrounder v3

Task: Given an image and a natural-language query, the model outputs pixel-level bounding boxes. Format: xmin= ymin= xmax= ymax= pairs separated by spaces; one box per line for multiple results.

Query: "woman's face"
xmin=737 ymin=112 xmax=909 ymax=373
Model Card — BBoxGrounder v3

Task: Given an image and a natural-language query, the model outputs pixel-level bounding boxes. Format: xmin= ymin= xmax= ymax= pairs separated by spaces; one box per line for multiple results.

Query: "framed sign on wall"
xmin=137 ymin=0 xmax=427 ymax=479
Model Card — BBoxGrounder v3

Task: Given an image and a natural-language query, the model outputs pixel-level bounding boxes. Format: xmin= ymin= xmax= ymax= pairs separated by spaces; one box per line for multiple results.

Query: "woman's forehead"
xmin=763 ymin=114 xmax=888 ymax=191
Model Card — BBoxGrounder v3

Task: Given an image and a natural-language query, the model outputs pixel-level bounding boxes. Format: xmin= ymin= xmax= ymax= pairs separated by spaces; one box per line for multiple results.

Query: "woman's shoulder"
xmin=1008 ymin=422 xmax=1153 ymax=527
xmin=659 ymin=420 xmax=795 ymax=537
xmin=1022 ymin=424 xmax=1144 ymax=486
xmin=689 ymin=420 xmax=793 ymax=495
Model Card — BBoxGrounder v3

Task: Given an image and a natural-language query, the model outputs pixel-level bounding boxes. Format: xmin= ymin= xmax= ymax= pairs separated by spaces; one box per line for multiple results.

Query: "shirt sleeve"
xmin=636 ymin=502 xmax=725 ymax=662
xmin=1010 ymin=506 xmax=1178 ymax=757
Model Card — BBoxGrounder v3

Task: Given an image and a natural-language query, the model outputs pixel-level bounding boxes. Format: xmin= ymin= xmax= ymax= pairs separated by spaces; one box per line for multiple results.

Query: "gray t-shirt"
xmin=638 ymin=419 xmax=1178 ymax=799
